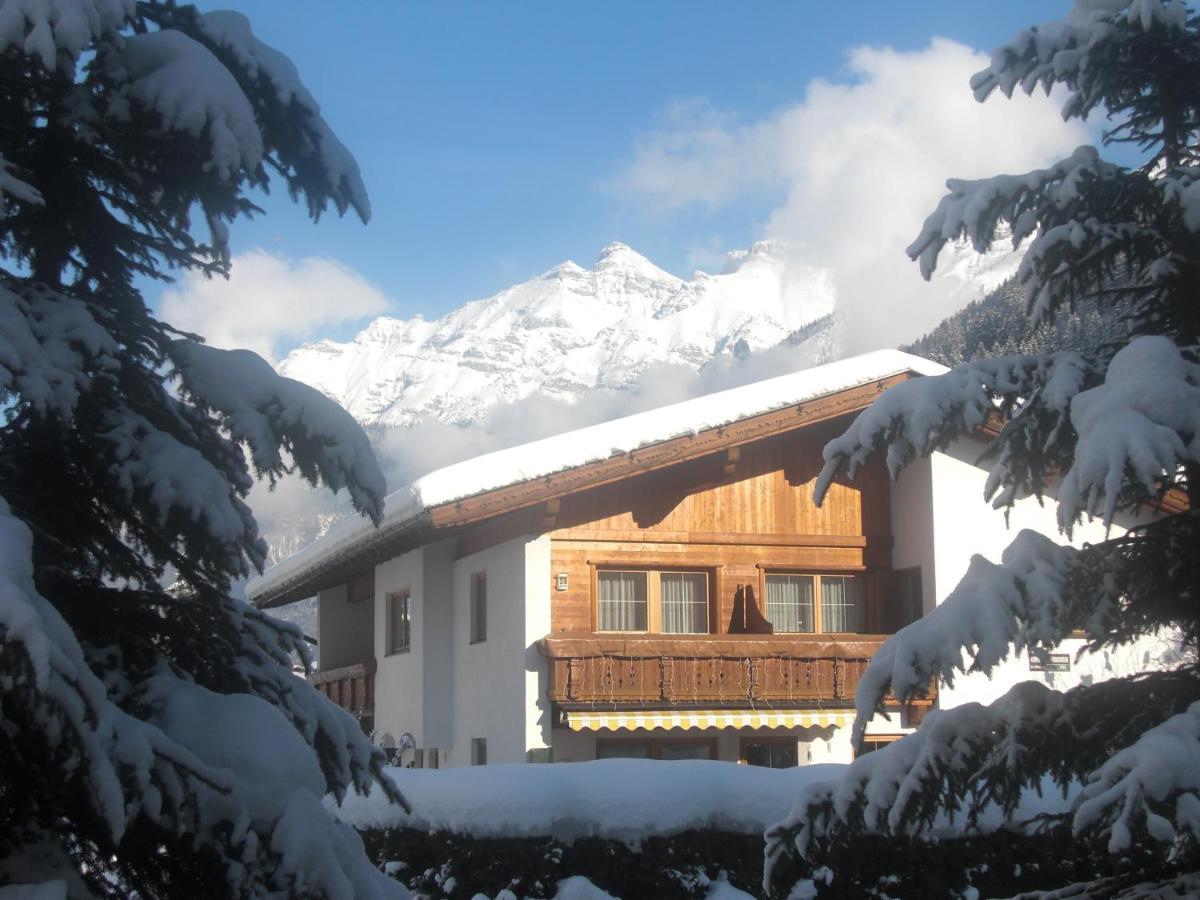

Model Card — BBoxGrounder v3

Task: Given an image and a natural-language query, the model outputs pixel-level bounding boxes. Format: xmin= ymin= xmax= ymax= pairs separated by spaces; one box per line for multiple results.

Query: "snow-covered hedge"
xmin=330 ymin=761 xmax=1159 ymax=899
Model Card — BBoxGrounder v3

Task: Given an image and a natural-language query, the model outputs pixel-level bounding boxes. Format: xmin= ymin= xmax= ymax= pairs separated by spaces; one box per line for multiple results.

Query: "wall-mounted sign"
xmin=1029 ymin=653 xmax=1070 ymax=672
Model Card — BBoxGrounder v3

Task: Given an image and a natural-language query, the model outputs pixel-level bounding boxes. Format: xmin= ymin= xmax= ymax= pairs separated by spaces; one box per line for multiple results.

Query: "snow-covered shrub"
xmin=0 ymin=2 xmax=405 ymax=896
xmin=768 ymin=1 xmax=1200 ymax=896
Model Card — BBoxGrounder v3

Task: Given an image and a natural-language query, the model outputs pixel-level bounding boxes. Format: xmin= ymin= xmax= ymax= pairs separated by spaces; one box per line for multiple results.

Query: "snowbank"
xmin=333 ymin=760 xmax=845 ymax=843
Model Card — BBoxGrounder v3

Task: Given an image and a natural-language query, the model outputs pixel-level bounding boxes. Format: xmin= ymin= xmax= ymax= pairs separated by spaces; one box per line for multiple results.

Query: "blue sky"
xmin=168 ymin=1 xmax=1077 ymax=354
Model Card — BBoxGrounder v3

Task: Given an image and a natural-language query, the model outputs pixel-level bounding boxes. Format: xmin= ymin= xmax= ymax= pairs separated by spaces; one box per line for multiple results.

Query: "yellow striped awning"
xmin=562 ymin=708 xmax=855 ymax=733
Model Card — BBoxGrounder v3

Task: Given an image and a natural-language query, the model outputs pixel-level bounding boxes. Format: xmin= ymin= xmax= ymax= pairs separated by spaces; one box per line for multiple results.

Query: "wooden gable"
xmin=535 ymin=417 xmax=894 ymax=636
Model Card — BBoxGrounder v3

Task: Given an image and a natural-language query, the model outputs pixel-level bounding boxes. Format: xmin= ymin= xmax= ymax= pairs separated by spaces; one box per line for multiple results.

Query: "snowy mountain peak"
xmin=278 ymin=242 xmax=838 ymax=427
xmin=593 ymin=241 xmax=679 ymax=282
xmin=723 ymin=240 xmax=781 ymax=274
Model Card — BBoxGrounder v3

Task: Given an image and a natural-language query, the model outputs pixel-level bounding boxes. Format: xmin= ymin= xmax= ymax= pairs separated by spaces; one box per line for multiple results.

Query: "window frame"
xmin=469 ymin=571 xmax=487 ymax=644
xmin=738 ymin=735 xmax=799 ymax=768
xmin=385 ymin=589 xmax=411 ymax=656
xmin=470 ymin=737 xmax=487 ymax=766
xmin=856 ymin=734 xmax=904 ymax=758
xmin=593 ymin=566 xmax=713 ymax=635
xmin=596 ymin=736 xmax=717 ymax=760
xmin=759 ymin=570 xmax=868 ymax=635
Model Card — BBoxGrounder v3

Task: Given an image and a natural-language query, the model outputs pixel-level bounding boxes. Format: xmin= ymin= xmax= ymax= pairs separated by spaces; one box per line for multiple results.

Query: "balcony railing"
xmin=311 ymin=659 xmax=376 ymax=721
xmin=539 ymin=635 xmax=933 ymax=710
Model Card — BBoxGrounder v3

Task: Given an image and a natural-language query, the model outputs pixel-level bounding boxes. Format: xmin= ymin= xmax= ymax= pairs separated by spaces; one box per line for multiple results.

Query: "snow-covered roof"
xmin=247 ymin=349 xmax=945 ymax=606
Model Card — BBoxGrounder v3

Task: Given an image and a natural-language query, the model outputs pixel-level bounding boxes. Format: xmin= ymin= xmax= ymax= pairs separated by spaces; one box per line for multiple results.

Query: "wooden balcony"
xmin=311 ymin=659 xmax=376 ymax=722
xmin=539 ymin=635 xmax=932 ymax=709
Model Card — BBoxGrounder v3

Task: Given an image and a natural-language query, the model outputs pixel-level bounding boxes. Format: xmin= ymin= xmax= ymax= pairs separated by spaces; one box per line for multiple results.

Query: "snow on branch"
xmin=970 ymin=0 xmax=1186 ymax=109
xmin=817 ymin=336 xmax=1196 ymax=530
xmin=219 ymin=595 xmax=407 ymax=810
xmin=1074 ymin=701 xmax=1200 ymax=854
xmin=765 ymin=674 xmax=1200 ymax=885
xmin=1059 ymin=335 xmax=1200 ymax=528
xmin=0 ymin=497 xmax=407 ymax=897
xmin=171 ymin=341 xmax=386 ymax=526
xmin=0 ymin=154 xmax=43 ymax=208
xmin=0 ymin=279 xmax=119 ymax=417
xmin=197 ymin=10 xmax=371 ymax=222
xmin=101 ymin=29 xmax=264 ymax=180
xmin=0 ymin=495 xmax=233 ymax=845
xmin=814 ymin=350 xmax=1091 ymax=509
xmin=766 ymin=681 xmax=1074 ymax=878
xmin=857 ymin=530 xmax=1081 ymax=704
xmin=0 ymin=0 xmax=133 ymax=70
xmin=100 ymin=405 xmax=266 ymax=575
xmin=1163 ymin=166 xmax=1200 ymax=232
xmin=907 ymin=145 xmax=1176 ymax=327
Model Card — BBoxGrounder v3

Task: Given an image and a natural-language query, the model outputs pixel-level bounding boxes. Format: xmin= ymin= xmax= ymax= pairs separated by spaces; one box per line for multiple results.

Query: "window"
xmin=596 ymin=737 xmax=715 ymax=760
xmin=598 ymin=571 xmax=647 ymax=631
xmin=741 ymin=737 xmax=798 ymax=768
xmin=469 ymin=572 xmax=487 ymax=643
xmin=596 ymin=568 xmax=709 ymax=634
xmin=660 ymin=573 xmax=708 ymax=634
xmin=857 ymin=735 xmax=903 ymax=757
xmin=764 ymin=574 xmax=866 ymax=633
xmin=881 ymin=568 xmax=923 ymax=633
xmin=764 ymin=574 xmax=813 ymax=632
xmin=386 ymin=590 xmax=411 ymax=655
xmin=471 ymin=737 xmax=487 ymax=766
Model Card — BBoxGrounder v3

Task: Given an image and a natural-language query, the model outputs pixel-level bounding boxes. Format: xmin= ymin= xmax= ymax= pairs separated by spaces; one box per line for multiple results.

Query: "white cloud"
xmin=613 ymin=38 xmax=1093 ymax=351
xmin=159 ymin=250 xmax=390 ymax=363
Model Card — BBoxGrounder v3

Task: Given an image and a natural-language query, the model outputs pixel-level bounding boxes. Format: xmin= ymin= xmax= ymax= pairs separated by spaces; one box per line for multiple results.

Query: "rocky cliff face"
xmin=277 ymin=241 xmax=838 ymax=426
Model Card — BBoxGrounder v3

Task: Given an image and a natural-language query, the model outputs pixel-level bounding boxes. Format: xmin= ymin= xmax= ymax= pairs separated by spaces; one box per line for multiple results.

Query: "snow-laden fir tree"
xmin=0 ymin=2 xmax=409 ymax=896
xmin=767 ymin=1 xmax=1200 ymax=897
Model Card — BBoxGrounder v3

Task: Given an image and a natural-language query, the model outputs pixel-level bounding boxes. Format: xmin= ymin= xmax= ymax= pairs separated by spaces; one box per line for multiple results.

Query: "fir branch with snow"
xmin=770 ymin=1 xmax=1200 ymax=896
xmin=0 ymin=2 xmax=406 ymax=897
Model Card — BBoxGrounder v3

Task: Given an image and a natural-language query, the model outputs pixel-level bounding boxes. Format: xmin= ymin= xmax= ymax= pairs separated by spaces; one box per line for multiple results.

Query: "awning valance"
xmin=562 ymin=708 xmax=855 ymax=733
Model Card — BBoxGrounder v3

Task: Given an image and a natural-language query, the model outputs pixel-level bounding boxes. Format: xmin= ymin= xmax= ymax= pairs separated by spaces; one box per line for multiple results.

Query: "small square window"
xmin=387 ymin=590 xmax=411 ymax=655
xmin=470 ymin=572 xmax=487 ymax=643
xmin=471 ymin=737 xmax=487 ymax=766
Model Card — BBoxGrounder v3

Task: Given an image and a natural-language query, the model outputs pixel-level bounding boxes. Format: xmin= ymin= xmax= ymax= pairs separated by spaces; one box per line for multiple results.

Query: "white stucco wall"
xmin=925 ymin=437 xmax=1151 ymax=709
xmin=889 ymin=455 xmax=937 ymax=615
xmin=317 ymin=582 xmax=374 ymax=670
xmin=421 ymin=538 xmax=457 ymax=750
xmin=446 ymin=533 xmax=552 ymax=766
xmin=372 ymin=547 xmax=425 ymax=748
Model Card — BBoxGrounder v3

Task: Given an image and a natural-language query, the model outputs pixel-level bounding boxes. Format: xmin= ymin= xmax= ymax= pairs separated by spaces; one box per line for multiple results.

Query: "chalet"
xmin=247 ymin=350 xmax=1131 ymax=768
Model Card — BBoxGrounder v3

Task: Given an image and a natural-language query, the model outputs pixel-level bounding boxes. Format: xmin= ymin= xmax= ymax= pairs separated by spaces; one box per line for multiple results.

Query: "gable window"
xmin=469 ymin=572 xmax=487 ymax=643
xmin=764 ymin=573 xmax=865 ymax=634
xmin=596 ymin=568 xmax=709 ymax=634
xmin=386 ymin=590 xmax=411 ymax=655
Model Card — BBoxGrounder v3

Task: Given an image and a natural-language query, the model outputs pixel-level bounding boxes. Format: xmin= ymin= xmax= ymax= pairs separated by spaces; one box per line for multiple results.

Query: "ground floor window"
xmin=857 ymin=735 xmax=903 ymax=757
xmin=740 ymin=737 xmax=798 ymax=768
xmin=471 ymin=737 xmax=487 ymax=765
xmin=595 ymin=736 xmax=716 ymax=760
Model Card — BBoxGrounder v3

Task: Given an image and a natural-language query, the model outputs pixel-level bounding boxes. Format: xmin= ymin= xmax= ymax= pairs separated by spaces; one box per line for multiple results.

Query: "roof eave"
xmin=250 ymin=510 xmax=436 ymax=609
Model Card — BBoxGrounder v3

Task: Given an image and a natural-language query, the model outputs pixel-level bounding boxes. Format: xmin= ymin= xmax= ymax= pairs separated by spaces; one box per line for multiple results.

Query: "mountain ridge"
xmin=277 ymin=241 xmax=839 ymax=427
